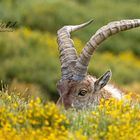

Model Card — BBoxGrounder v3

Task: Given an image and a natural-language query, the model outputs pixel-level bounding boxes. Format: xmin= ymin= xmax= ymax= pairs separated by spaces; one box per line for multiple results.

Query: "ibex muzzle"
xmin=56 ymin=19 xmax=140 ymax=109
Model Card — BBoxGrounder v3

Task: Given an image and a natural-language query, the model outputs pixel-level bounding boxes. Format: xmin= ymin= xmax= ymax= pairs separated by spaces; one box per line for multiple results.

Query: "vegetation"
xmin=0 ymin=0 xmax=140 ymax=139
xmin=0 ymin=0 xmax=140 ymax=54
xmin=0 ymin=90 xmax=139 ymax=140
xmin=0 ymin=28 xmax=140 ymax=100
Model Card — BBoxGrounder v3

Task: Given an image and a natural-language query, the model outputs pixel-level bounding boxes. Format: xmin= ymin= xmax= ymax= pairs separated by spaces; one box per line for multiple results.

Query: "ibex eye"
xmin=78 ymin=90 xmax=87 ymax=96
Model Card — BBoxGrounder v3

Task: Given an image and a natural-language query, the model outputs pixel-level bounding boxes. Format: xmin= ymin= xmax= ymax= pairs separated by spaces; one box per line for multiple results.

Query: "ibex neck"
xmin=104 ymin=84 xmax=124 ymax=100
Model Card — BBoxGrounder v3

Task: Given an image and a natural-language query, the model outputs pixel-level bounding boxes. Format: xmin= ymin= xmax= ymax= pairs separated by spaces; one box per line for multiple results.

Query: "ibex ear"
xmin=94 ymin=70 xmax=112 ymax=92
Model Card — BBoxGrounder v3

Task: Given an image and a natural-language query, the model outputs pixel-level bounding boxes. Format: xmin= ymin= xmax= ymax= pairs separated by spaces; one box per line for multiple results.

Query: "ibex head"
xmin=56 ymin=19 xmax=140 ymax=109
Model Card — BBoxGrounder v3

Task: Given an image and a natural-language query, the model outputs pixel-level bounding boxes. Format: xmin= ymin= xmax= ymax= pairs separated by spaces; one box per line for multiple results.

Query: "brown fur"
xmin=57 ymin=75 xmax=113 ymax=109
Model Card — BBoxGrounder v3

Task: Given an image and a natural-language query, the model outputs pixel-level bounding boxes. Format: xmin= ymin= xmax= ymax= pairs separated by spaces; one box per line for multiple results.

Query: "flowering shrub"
xmin=0 ymin=90 xmax=139 ymax=140
xmin=0 ymin=91 xmax=69 ymax=139
xmin=91 ymin=95 xmax=140 ymax=140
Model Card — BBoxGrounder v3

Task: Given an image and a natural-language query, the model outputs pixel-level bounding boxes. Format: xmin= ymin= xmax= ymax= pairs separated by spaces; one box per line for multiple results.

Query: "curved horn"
xmin=57 ymin=20 xmax=93 ymax=80
xmin=73 ymin=19 xmax=140 ymax=80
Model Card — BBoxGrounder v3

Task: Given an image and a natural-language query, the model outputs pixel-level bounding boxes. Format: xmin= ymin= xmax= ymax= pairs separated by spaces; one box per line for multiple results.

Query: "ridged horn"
xmin=73 ymin=19 xmax=140 ymax=80
xmin=57 ymin=20 xmax=93 ymax=80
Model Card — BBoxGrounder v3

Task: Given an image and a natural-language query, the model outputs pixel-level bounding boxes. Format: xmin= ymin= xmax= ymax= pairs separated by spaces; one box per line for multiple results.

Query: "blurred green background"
xmin=0 ymin=0 xmax=140 ymax=101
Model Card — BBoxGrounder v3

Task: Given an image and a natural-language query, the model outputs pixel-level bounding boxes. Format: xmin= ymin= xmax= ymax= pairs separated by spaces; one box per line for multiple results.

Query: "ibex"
xmin=56 ymin=19 xmax=140 ymax=109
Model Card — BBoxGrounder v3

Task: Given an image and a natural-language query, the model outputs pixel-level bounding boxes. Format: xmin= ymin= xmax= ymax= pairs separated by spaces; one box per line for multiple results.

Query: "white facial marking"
xmin=104 ymin=84 xmax=124 ymax=100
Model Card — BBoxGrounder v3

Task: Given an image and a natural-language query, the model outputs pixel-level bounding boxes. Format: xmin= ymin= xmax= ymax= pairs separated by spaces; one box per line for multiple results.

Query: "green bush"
xmin=0 ymin=29 xmax=60 ymax=100
xmin=89 ymin=51 xmax=140 ymax=85
xmin=0 ymin=29 xmax=140 ymax=100
xmin=0 ymin=0 xmax=140 ymax=56
xmin=0 ymin=0 xmax=140 ymax=99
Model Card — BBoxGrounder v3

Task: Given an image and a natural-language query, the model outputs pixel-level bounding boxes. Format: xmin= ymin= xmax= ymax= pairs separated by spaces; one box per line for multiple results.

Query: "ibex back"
xmin=56 ymin=19 xmax=140 ymax=109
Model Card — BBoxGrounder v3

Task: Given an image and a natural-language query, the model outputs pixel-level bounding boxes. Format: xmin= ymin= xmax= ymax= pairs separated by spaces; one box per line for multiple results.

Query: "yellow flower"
xmin=8 ymin=95 xmax=11 ymax=100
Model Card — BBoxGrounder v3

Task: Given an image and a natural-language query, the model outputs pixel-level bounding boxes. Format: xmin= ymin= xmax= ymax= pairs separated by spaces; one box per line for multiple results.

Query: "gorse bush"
xmin=91 ymin=96 xmax=140 ymax=139
xmin=0 ymin=28 xmax=140 ymax=100
xmin=0 ymin=91 xmax=69 ymax=140
xmin=0 ymin=90 xmax=139 ymax=139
